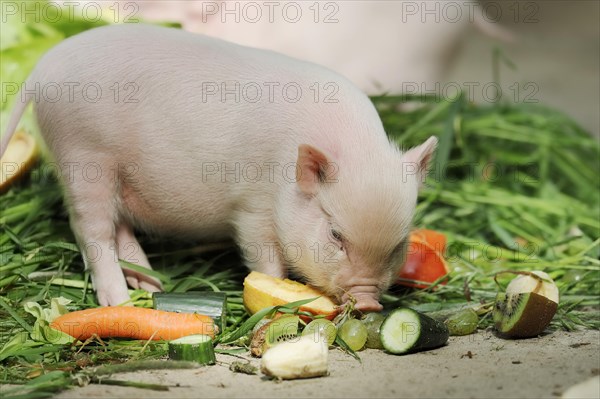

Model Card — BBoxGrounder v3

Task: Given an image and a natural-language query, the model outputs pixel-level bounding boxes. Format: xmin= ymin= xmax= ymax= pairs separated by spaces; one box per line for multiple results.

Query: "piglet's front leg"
xmin=63 ymin=158 xmax=130 ymax=306
xmin=233 ymin=211 xmax=287 ymax=279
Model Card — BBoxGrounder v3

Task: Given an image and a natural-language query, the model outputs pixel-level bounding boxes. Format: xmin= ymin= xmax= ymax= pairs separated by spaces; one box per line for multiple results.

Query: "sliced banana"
xmin=261 ymin=334 xmax=329 ymax=380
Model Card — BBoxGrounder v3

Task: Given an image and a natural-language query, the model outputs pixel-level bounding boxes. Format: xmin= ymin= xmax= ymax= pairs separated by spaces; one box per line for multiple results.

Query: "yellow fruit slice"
xmin=243 ymin=271 xmax=339 ymax=319
xmin=0 ymin=130 xmax=38 ymax=192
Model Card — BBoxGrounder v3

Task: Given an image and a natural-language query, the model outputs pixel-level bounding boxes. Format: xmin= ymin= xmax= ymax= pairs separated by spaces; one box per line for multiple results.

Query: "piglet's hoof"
xmin=96 ymin=287 xmax=132 ymax=307
xmin=123 ymin=267 xmax=163 ymax=293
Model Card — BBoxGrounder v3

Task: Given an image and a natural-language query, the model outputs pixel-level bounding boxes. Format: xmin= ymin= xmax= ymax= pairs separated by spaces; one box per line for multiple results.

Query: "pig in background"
xmin=67 ymin=0 xmax=512 ymax=95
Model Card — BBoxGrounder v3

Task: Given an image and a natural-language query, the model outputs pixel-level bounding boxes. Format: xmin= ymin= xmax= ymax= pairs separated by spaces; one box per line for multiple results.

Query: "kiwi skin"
xmin=494 ymin=292 xmax=558 ymax=338
xmin=250 ymin=315 xmax=299 ymax=357
xmin=250 ymin=322 xmax=270 ymax=356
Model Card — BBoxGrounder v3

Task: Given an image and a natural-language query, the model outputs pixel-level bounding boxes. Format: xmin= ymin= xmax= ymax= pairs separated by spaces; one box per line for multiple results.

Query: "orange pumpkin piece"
xmin=397 ymin=228 xmax=450 ymax=289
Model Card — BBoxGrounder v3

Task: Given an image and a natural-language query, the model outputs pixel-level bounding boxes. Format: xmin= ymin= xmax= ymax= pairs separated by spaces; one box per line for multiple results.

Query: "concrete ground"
xmin=52 ymin=330 xmax=599 ymax=398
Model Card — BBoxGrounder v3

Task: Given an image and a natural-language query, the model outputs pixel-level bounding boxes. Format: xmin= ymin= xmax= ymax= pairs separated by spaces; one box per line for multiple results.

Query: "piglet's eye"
xmin=330 ymin=227 xmax=343 ymax=242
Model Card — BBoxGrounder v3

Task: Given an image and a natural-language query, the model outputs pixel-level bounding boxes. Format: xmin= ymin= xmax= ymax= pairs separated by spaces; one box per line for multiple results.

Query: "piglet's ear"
xmin=402 ymin=136 xmax=438 ymax=187
xmin=296 ymin=144 xmax=333 ymax=195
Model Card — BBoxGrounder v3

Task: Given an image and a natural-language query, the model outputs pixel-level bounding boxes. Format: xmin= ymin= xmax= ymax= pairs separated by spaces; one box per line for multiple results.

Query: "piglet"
xmin=1 ymin=24 xmax=437 ymax=311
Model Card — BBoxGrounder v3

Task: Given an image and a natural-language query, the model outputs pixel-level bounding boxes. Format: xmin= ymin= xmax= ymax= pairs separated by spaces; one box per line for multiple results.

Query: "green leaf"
xmin=119 ymin=259 xmax=172 ymax=284
xmin=214 ymin=347 xmax=248 ymax=355
xmin=0 ymin=332 xmax=37 ymax=361
xmin=23 ymin=297 xmax=75 ymax=344
xmin=0 ymin=296 xmax=32 ymax=332
xmin=334 ymin=334 xmax=360 ymax=361
xmin=44 ymin=242 xmax=79 ymax=252
xmin=219 ymin=297 xmax=319 ymax=344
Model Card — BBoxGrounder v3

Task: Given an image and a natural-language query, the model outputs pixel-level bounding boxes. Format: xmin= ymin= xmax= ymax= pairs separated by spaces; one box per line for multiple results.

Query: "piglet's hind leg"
xmin=116 ymin=223 xmax=163 ymax=293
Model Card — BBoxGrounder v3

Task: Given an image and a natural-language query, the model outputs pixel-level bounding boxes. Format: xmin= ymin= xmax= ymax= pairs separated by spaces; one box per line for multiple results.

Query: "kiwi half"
xmin=250 ymin=315 xmax=299 ymax=357
xmin=493 ymin=292 xmax=558 ymax=338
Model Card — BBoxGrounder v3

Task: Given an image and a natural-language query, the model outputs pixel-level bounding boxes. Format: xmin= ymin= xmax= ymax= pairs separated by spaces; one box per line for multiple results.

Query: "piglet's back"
xmin=30 ymin=24 xmax=386 ymax=156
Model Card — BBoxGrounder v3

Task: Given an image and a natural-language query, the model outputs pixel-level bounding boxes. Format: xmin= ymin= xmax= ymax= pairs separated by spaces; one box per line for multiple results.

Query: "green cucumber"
xmin=427 ymin=308 xmax=479 ymax=336
xmin=153 ymin=292 xmax=227 ymax=332
xmin=168 ymin=334 xmax=216 ymax=365
xmin=380 ymin=308 xmax=449 ymax=355
xmin=444 ymin=308 xmax=479 ymax=336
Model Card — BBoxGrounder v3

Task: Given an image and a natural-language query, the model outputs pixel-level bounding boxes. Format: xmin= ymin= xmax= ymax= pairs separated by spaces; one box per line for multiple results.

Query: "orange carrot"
xmin=50 ymin=307 xmax=217 ymax=341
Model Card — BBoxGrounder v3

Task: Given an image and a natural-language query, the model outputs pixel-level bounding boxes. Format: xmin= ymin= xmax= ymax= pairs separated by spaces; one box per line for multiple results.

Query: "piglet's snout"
xmin=341 ymin=286 xmax=383 ymax=312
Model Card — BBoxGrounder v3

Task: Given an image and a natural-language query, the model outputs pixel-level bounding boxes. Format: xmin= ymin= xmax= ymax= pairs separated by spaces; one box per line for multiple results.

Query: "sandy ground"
xmin=49 ymin=329 xmax=599 ymax=399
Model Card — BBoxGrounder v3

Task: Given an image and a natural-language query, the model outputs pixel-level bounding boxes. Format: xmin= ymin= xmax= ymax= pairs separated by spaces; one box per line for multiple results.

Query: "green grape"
xmin=445 ymin=308 xmax=478 ymax=336
xmin=361 ymin=313 xmax=386 ymax=349
xmin=302 ymin=319 xmax=337 ymax=346
xmin=362 ymin=312 xmax=386 ymax=325
xmin=338 ymin=319 xmax=368 ymax=351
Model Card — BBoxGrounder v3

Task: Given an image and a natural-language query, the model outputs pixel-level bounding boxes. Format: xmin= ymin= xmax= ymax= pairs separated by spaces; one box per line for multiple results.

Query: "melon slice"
xmin=243 ymin=271 xmax=339 ymax=319
xmin=0 ymin=130 xmax=38 ymax=192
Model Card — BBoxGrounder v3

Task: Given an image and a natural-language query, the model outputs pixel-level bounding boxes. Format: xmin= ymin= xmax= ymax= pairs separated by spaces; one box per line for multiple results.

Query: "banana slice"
xmin=0 ymin=130 xmax=38 ymax=192
xmin=261 ymin=334 xmax=329 ymax=379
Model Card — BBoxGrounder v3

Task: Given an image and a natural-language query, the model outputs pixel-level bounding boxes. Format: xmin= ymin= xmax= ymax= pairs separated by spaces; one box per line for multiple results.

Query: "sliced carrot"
xmin=397 ymin=229 xmax=450 ymax=289
xmin=50 ymin=307 xmax=217 ymax=341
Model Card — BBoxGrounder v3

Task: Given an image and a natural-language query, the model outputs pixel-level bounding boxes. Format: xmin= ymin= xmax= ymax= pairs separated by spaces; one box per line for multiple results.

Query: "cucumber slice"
xmin=380 ymin=308 xmax=449 ymax=355
xmin=153 ymin=292 xmax=227 ymax=332
xmin=168 ymin=334 xmax=216 ymax=365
